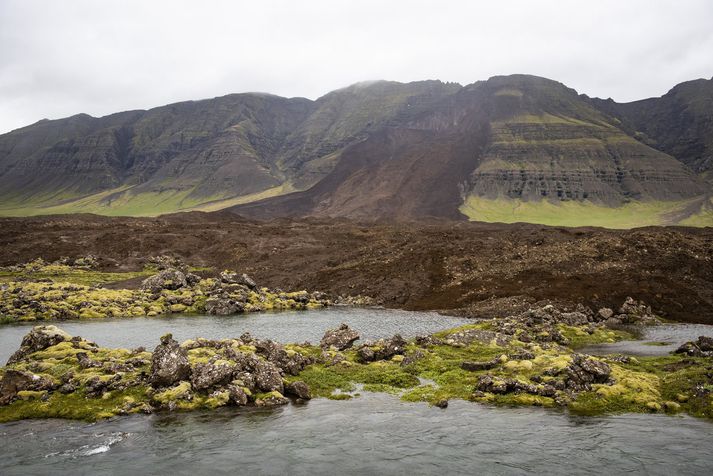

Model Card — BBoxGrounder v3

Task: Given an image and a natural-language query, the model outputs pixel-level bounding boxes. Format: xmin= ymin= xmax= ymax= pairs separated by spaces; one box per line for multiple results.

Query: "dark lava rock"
xmin=76 ymin=352 xmax=101 ymax=369
xmin=252 ymin=360 xmax=284 ymax=393
xmin=475 ymin=374 xmax=545 ymax=396
xmin=598 ymin=308 xmax=614 ymax=320
xmin=254 ymin=339 xmax=313 ymax=375
xmin=565 ymin=353 xmax=612 ymax=391
xmin=141 ymin=269 xmax=188 ymax=293
xmin=434 ymin=399 xmax=449 ymax=409
xmin=204 ymin=297 xmax=244 ymax=316
xmin=150 ymin=334 xmax=191 ymax=388
xmin=320 ymin=323 xmax=360 ymax=350
xmin=617 ymin=297 xmax=659 ymax=324
xmin=227 ymin=384 xmax=249 ymax=406
xmin=255 ymin=392 xmax=289 ymax=407
xmin=461 ymin=359 xmax=499 ymax=371
xmin=0 ymin=369 xmax=55 ymax=405
xmin=285 ymin=381 xmax=312 ymax=400
xmin=191 ymin=361 xmax=236 ymax=391
xmin=675 ymin=336 xmax=713 ymax=357
xmin=401 ymin=350 xmax=425 ymax=367
xmin=357 ymin=335 xmax=407 ymax=362
xmin=7 ymin=325 xmax=72 ymax=364
xmin=219 ymin=271 xmax=257 ymax=289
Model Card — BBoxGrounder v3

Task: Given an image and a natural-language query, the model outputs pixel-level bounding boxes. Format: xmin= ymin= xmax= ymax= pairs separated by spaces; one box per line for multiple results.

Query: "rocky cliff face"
xmin=591 ymin=77 xmax=713 ymax=176
xmin=232 ymin=75 xmax=708 ymax=221
xmin=0 ymin=75 xmax=710 ymax=224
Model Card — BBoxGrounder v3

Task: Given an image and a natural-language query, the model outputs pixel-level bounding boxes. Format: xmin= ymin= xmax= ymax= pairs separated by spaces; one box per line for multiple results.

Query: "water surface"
xmin=580 ymin=323 xmax=713 ymax=357
xmin=1 ymin=393 xmax=711 ymax=475
xmin=0 ymin=307 xmax=468 ymax=363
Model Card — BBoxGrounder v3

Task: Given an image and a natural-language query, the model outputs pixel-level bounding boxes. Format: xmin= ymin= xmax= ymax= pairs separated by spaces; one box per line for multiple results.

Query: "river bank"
xmin=2 ymin=300 xmax=712 ymax=423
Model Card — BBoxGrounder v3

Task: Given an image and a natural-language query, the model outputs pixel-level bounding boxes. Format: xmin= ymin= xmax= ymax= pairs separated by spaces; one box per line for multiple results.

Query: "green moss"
xmin=326 ymin=393 xmax=353 ymax=401
xmin=0 ymin=387 xmax=148 ymax=422
xmin=459 ymin=195 xmax=713 ymax=229
xmin=288 ymin=360 xmax=419 ymax=399
xmin=557 ymin=324 xmax=633 ymax=348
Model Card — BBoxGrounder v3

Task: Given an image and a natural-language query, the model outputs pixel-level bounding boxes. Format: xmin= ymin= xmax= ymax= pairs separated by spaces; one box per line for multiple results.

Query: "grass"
xmin=0 ymin=182 xmax=297 ymax=217
xmin=0 ymin=268 xmax=152 ymax=286
xmin=459 ymin=196 xmax=713 ymax=228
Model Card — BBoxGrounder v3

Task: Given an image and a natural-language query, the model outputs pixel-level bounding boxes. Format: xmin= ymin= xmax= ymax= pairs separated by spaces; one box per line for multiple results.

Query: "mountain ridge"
xmin=1 ymin=74 xmax=711 ymax=227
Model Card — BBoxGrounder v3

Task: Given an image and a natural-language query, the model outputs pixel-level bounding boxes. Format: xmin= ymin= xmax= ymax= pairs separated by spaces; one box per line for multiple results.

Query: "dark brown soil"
xmin=1 ymin=212 xmax=712 ymax=324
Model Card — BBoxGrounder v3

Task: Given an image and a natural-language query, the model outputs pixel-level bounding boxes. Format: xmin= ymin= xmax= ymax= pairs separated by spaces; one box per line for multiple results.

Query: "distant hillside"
xmin=0 ymin=74 xmax=711 ymax=227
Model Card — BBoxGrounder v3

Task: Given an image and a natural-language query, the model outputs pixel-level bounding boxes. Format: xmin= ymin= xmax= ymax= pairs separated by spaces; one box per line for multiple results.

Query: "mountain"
xmin=232 ymin=75 xmax=711 ymax=225
xmin=590 ymin=77 xmax=713 ymax=178
xmin=1 ymin=75 xmax=711 ymax=227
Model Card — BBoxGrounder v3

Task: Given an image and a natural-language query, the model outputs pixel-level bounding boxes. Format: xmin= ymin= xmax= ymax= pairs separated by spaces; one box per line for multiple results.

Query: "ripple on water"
xmin=2 ymin=394 xmax=712 ymax=475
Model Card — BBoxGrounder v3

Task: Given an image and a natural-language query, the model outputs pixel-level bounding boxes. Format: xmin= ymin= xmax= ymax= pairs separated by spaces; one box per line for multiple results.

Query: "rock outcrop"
xmin=7 ymin=325 xmax=72 ymax=364
xmin=320 ymin=324 xmax=360 ymax=350
xmin=356 ymin=335 xmax=407 ymax=362
xmin=150 ymin=334 xmax=191 ymax=388
xmin=676 ymin=336 xmax=713 ymax=357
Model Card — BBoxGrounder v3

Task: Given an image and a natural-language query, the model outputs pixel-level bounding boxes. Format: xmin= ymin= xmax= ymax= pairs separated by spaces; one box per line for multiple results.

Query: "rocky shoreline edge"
xmin=0 ymin=257 xmax=377 ymax=324
xmin=1 ymin=299 xmax=712 ymax=422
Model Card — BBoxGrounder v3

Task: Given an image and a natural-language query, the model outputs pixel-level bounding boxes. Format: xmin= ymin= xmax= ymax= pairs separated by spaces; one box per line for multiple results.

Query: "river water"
xmin=1 ymin=394 xmax=712 ymax=475
xmin=0 ymin=307 xmax=468 ymax=364
xmin=1 ymin=308 xmax=713 ymax=475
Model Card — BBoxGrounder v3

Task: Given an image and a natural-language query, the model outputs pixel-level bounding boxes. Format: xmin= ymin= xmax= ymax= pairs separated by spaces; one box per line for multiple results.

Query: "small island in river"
xmin=1 ymin=258 xmax=712 ymax=422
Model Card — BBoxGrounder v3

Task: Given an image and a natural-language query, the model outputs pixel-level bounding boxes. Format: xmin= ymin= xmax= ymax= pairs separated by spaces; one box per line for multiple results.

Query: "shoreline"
xmin=2 ymin=301 xmax=712 ymax=423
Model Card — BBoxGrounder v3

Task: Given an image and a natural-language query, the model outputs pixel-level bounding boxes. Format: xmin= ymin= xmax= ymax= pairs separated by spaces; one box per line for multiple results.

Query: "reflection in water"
xmin=1 ymin=393 xmax=712 ymax=475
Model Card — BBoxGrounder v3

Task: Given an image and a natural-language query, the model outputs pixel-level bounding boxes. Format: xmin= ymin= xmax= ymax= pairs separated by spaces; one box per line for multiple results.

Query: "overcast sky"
xmin=1 ymin=0 xmax=712 ymax=134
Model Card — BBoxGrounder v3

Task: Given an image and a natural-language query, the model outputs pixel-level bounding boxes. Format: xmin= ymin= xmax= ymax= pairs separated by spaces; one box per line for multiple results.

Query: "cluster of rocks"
xmin=489 ymin=298 xmax=659 ymax=346
xmin=141 ymin=268 xmax=328 ymax=316
xmin=145 ymin=255 xmax=188 ymax=272
xmin=318 ymin=323 xmax=407 ymax=363
xmin=676 ymin=336 xmax=713 ymax=357
xmin=2 ymin=256 xmax=100 ymax=274
xmin=0 ymin=325 xmax=317 ymax=412
xmin=473 ymin=353 xmax=613 ymax=401
xmin=148 ymin=332 xmax=315 ymax=410
xmin=0 ymin=265 xmax=333 ymax=323
xmin=601 ymin=297 xmax=661 ymax=326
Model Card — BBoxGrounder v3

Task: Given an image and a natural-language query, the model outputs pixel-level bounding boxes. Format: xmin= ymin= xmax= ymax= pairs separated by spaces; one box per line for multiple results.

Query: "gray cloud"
xmin=1 ymin=0 xmax=712 ymax=133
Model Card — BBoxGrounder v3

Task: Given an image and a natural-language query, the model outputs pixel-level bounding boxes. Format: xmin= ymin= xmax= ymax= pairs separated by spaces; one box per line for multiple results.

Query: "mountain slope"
xmin=1 ymin=75 xmax=711 ymax=227
xmin=591 ymin=77 xmax=713 ymax=176
xmin=232 ymin=75 xmax=709 ymax=225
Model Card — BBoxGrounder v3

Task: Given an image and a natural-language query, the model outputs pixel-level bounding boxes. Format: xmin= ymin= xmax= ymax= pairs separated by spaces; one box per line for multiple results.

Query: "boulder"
xmin=565 ymin=354 xmax=612 ymax=391
xmin=0 ymin=369 xmax=55 ymax=405
xmin=675 ymin=336 xmax=713 ymax=357
xmin=252 ymin=360 xmax=284 ymax=393
xmin=219 ymin=271 xmax=257 ymax=289
xmin=254 ymin=339 xmax=313 ymax=375
xmin=285 ymin=381 xmax=312 ymax=400
xmin=150 ymin=334 xmax=191 ymax=388
xmin=227 ymin=384 xmax=249 ymax=406
xmin=461 ymin=360 xmax=499 ymax=371
xmin=598 ymin=308 xmax=614 ymax=320
xmin=255 ymin=391 xmax=289 ymax=407
xmin=191 ymin=361 xmax=236 ymax=391
xmin=141 ymin=269 xmax=188 ymax=293
xmin=205 ymin=297 xmax=243 ymax=316
xmin=356 ymin=334 xmax=407 ymax=362
xmin=320 ymin=323 xmax=360 ymax=350
xmin=7 ymin=325 xmax=72 ymax=364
